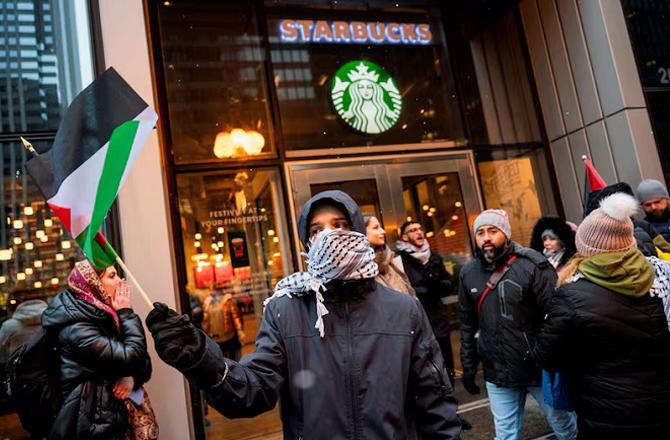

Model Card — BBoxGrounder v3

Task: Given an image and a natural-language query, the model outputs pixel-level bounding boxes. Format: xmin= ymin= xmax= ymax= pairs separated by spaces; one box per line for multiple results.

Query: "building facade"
xmin=0 ymin=1 xmax=666 ymax=439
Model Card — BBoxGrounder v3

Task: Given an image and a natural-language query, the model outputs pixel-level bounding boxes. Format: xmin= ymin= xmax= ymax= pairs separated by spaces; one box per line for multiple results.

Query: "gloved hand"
xmin=146 ymin=302 xmax=205 ymax=371
xmin=462 ymin=375 xmax=481 ymax=395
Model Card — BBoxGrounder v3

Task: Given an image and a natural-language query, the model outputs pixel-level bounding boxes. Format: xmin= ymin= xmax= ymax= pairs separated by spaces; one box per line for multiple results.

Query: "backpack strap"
xmin=476 ymin=255 xmax=517 ymax=319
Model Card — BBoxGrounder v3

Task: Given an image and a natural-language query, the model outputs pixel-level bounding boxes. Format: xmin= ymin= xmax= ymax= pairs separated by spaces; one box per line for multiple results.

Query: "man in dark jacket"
xmin=637 ymin=178 xmax=670 ymax=242
xmin=146 ymin=190 xmax=461 ymax=439
xmin=537 ymin=192 xmax=670 ymax=438
xmin=459 ymin=209 xmax=576 ymax=440
xmin=396 ymin=221 xmax=455 ymax=379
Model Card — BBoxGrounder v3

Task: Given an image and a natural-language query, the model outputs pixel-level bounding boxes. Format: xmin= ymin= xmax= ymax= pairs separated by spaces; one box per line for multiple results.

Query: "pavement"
xmin=454 ymin=371 xmax=556 ymax=440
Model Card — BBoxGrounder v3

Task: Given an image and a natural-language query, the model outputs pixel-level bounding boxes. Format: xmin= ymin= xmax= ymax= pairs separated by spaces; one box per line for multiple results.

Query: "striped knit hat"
xmin=576 ymin=193 xmax=637 ymax=256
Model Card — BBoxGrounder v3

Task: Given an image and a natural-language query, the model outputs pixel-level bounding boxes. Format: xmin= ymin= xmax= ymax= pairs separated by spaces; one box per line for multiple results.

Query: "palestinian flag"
xmin=26 ymin=68 xmax=158 ymax=269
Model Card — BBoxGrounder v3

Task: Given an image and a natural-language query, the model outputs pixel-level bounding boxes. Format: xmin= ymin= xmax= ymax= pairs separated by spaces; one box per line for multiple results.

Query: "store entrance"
xmin=286 ymin=151 xmax=482 ymax=270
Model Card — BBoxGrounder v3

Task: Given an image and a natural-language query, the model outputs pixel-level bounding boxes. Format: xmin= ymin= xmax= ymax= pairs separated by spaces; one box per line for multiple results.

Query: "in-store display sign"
xmin=279 ymin=20 xmax=432 ymax=45
xmin=331 ymin=60 xmax=402 ymax=134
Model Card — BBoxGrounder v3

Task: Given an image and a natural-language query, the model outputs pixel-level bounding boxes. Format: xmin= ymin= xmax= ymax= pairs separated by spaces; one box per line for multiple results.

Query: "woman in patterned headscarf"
xmin=42 ymin=260 xmax=153 ymax=440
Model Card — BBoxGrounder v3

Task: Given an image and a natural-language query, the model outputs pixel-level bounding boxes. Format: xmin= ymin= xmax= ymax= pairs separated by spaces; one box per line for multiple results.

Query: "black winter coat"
xmin=536 ymin=278 xmax=670 ymax=438
xmin=459 ymin=243 xmax=556 ymax=387
xmin=400 ymin=251 xmax=454 ymax=338
xmin=42 ymin=290 xmax=152 ymax=440
xmin=183 ymin=279 xmax=462 ymax=439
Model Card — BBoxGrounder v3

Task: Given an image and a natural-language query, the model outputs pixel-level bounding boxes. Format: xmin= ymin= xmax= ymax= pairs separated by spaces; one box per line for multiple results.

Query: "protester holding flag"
xmin=145 ymin=190 xmax=462 ymax=439
xmin=42 ymin=261 xmax=154 ymax=440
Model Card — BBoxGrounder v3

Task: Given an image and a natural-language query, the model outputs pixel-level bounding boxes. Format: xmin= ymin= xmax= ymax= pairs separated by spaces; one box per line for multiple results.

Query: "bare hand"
xmin=113 ymin=376 xmax=134 ymax=400
xmin=238 ymin=330 xmax=246 ymax=343
xmin=112 ymin=280 xmax=132 ymax=310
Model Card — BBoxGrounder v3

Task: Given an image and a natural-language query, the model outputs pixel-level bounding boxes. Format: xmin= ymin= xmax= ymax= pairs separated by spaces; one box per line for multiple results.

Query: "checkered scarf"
xmin=264 ymin=229 xmax=378 ymax=337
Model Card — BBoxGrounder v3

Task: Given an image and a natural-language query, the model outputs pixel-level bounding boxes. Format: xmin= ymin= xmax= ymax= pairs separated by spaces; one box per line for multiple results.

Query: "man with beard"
xmin=637 ymin=179 xmax=670 ymax=242
xmin=145 ymin=190 xmax=461 ymax=439
xmin=459 ymin=209 xmax=577 ymax=440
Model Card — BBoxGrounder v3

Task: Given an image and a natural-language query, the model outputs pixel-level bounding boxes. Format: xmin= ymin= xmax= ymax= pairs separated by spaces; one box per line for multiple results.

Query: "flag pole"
xmin=94 ymin=232 xmax=154 ymax=309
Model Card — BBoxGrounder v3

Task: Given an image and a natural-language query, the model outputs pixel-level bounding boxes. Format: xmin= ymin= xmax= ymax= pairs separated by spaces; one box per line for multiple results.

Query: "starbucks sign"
xmin=331 ymin=60 xmax=402 ymax=134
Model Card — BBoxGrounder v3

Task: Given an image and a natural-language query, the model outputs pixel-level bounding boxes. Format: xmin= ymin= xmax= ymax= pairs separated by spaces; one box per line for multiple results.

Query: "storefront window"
xmin=266 ymin=1 xmax=465 ymax=151
xmin=176 ymin=168 xmax=290 ymax=438
xmin=476 ymin=148 xmax=554 ymax=245
xmin=156 ymin=0 xmax=276 ymax=163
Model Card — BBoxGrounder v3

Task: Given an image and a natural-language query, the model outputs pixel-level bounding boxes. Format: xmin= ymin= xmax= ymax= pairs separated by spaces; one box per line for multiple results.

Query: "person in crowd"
xmin=396 ymin=220 xmax=455 ymax=381
xmin=459 ymin=209 xmax=577 ymax=440
xmin=42 ymin=260 xmax=153 ymax=440
xmin=637 ymin=178 xmax=670 ymax=242
xmin=537 ymin=193 xmax=670 ymax=439
xmin=0 ymin=299 xmax=47 ymax=364
xmin=203 ymin=289 xmax=245 ymax=361
xmin=588 ymin=181 xmax=670 ymax=257
xmin=145 ymin=190 xmax=462 ymax=439
xmin=363 ymin=213 xmax=415 ymax=296
xmin=530 ymin=217 xmax=576 ymax=275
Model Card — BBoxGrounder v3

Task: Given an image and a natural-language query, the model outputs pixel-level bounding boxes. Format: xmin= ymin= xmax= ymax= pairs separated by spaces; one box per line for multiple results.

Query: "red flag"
xmin=583 ymin=155 xmax=607 ymax=192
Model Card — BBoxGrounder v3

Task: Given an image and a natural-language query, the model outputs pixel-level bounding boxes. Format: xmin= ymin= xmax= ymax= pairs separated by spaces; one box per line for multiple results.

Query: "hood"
xmin=578 ymin=247 xmax=654 ymax=297
xmin=11 ymin=299 xmax=47 ymax=325
xmin=42 ymin=289 xmax=112 ymax=331
xmin=296 ymin=190 xmax=365 ymax=249
xmin=529 ymin=216 xmax=576 ymax=265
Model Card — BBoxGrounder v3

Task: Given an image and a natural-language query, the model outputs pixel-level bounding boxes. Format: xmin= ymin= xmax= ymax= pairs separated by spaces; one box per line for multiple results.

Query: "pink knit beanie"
xmin=575 ymin=193 xmax=637 ymax=256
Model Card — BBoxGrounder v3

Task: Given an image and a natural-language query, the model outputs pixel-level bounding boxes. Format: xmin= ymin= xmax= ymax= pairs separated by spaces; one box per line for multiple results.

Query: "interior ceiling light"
xmin=213 ymin=128 xmax=265 ymax=158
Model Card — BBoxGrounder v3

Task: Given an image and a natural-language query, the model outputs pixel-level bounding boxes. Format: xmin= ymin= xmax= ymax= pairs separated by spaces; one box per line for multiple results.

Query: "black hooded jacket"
xmin=42 ymin=290 xmax=152 ymax=440
xmin=182 ymin=190 xmax=461 ymax=439
xmin=529 ymin=217 xmax=576 ymax=268
xmin=459 ymin=242 xmax=557 ymax=387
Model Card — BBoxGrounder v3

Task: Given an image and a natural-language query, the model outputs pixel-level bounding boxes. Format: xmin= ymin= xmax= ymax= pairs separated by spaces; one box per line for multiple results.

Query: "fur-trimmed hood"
xmin=530 ymin=216 xmax=576 ymax=267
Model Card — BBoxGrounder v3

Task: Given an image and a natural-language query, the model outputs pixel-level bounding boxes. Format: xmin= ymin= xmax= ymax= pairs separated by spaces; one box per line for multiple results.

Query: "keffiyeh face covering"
xmin=264 ymin=228 xmax=379 ymax=337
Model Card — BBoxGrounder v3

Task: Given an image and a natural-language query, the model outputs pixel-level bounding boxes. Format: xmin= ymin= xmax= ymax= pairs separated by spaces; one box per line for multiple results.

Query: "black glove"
xmin=146 ymin=302 xmax=205 ymax=371
xmin=462 ymin=375 xmax=481 ymax=395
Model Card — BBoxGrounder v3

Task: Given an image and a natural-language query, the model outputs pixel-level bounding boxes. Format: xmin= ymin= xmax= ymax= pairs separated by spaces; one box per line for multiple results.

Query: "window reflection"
xmin=477 ymin=154 xmax=544 ymax=245
xmin=157 ymin=1 xmax=275 ymax=162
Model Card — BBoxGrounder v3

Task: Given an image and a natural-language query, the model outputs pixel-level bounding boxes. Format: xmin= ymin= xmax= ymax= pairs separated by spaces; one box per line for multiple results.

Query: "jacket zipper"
xmin=344 ymin=300 xmax=358 ymax=439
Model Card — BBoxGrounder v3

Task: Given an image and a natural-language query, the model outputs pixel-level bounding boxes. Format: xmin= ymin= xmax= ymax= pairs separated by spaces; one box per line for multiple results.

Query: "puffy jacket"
xmin=0 ymin=299 xmax=47 ymax=362
xmin=536 ymin=277 xmax=670 ymax=437
xmin=183 ymin=190 xmax=461 ymax=439
xmin=42 ymin=290 xmax=152 ymax=440
xmin=459 ymin=242 xmax=556 ymax=387
xmin=400 ymin=251 xmax=454 ymax=337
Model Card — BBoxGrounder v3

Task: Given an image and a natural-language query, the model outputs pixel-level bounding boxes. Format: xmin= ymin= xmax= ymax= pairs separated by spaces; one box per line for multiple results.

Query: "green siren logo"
xmin=331 ymin=60 xmax=401 ymax=134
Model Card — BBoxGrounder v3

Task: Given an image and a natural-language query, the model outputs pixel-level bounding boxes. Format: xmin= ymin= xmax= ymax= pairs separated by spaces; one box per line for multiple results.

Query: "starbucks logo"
xmin=331 ymin=60 xmax=402 ymax=134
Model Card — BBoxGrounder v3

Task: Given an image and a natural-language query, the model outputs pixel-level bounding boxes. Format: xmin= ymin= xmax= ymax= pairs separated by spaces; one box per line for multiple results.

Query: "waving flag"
xmin=25 ymin=67 xmax=158 ymax=269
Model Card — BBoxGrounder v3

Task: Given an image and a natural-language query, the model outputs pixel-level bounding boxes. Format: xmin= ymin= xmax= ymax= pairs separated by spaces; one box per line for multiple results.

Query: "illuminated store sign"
xmin=279 ymin=20 xmax=432 ymax=45
xmin=331 ymin=60 xmax=402 ymax=134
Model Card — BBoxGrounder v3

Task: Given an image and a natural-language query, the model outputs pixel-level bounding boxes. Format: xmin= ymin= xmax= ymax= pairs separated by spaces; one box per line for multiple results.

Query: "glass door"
xmin=286 ymin=152 xmax=482 ymax=267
